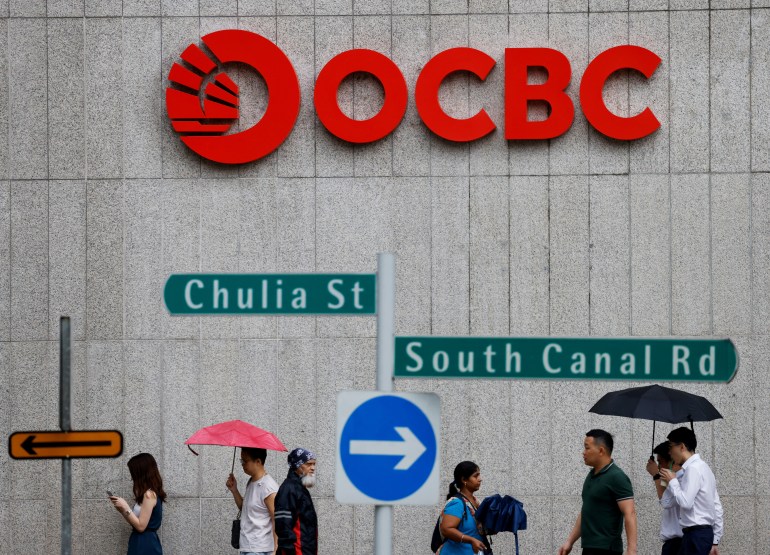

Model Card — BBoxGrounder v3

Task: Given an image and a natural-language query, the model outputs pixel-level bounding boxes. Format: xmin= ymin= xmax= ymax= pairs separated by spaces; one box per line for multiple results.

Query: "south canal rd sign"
xmin=336 ymin=392 xmax=440 ymax=505
xmin=9 ymin=430 xmax=123 ymax=460
xmin=394 ymin=337 xmax=738 ymax=382
xmin=164 ymin=273 xmax=375 ymax=315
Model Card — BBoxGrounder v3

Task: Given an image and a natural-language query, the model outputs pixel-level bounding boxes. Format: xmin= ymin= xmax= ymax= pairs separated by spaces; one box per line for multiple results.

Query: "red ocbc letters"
xmin=315 ymin=44 xmax=660 ymax=143
xmin=167 ymin=31 xmax=661 ymax=164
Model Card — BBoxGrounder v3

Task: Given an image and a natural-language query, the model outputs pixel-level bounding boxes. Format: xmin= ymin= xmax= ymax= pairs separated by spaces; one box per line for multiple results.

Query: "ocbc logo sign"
xmin=166 ymin=29 xmax=661 ymax=165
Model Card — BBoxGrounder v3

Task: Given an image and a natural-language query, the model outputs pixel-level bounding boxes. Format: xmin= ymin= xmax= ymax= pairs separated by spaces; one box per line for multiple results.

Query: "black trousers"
xmin=662 ymin=537 xmax=683 ymax=555
xmin=583 ymin=549 xmax=622 ymax=555
xmin=680 ymin=526 xmax=714 ymax=555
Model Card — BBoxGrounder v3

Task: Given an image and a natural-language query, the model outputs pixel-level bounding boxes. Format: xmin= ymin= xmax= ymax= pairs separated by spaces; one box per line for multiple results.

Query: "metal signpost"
xmin=5 ymin=317 xmax=125 ymax=555
xmin=374 ymin=253 xmax=395 ymax=555
xmin=394 ymin=336 xmax=738 ymax=382
xmin=61 ymin=317 xmax=72 ymax=555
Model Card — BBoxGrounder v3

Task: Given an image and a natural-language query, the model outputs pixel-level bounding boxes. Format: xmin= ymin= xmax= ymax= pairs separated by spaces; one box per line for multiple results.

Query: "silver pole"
xmin=60 ymin=317 xmax=72 ymax=555
xmin=374 ymin=253 xmax=395 ymax=555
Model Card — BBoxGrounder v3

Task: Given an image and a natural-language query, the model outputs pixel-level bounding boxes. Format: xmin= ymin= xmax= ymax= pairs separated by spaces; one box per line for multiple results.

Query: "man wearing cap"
xmin=659 ymin=428 xmax=723 ymax=555
xmin=274 ymin=447 xmax=318 ymax=555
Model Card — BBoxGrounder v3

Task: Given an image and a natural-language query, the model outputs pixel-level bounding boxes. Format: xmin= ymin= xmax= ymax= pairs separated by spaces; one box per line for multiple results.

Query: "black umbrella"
xmin=589 ymin=384 xmax=723 ymax=456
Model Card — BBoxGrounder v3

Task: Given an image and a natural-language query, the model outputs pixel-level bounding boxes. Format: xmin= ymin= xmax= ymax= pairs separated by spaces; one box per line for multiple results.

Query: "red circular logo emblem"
xmin=165 ymin=30 xmax=300 ymax=164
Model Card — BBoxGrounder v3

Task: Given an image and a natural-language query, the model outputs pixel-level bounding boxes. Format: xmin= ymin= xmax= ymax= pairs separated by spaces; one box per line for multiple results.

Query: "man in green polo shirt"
xmin=558 ymin=429 xmax=638 ymax=555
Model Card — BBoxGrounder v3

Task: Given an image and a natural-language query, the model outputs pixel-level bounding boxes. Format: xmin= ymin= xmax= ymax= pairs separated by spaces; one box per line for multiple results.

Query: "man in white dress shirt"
xmin=659 ymin=427 xmax=723 ymax=555
xmin=645 ymin=442 xmax=682 ymax=555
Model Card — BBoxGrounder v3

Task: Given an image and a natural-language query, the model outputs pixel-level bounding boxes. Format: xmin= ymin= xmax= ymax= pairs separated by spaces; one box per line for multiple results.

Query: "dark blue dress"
xmin=127 ymin=497 xmax=163 ymax=555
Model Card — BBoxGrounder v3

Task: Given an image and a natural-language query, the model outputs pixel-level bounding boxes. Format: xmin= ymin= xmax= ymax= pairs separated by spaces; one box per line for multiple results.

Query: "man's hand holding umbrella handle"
xmin=646 ymin=457 xmax=659 ymax=477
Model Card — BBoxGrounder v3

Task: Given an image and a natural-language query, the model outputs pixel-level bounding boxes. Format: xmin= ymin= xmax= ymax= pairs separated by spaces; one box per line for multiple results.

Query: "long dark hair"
xmin=127 ymin=453 xmax=167 ymax=505
xmin=446 ymin=461 xmax=479 ymax=500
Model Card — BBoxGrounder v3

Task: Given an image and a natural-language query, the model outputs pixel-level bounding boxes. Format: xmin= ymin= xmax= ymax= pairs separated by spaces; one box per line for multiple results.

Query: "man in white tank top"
xmin=227 ymin=447 xmax=280 ymax=555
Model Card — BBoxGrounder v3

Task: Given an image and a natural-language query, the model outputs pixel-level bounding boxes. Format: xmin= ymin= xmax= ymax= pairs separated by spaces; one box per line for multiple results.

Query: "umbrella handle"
xmin=231 ymin=446 xmax=237 ymax=474
xmin=651 ymin=420 xmax=656 ymax=457
xmin=187 ymin=444 xmax=199 ymax=456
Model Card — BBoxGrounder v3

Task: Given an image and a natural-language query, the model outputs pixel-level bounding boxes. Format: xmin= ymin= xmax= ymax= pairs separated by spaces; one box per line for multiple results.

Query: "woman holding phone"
xmin=109 ymin=452 xmax=167 ymax=555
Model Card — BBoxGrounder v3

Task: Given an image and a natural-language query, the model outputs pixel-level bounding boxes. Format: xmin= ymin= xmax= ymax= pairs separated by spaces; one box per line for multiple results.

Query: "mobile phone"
xmin=106 ymin=490 xmax=115 ymax=497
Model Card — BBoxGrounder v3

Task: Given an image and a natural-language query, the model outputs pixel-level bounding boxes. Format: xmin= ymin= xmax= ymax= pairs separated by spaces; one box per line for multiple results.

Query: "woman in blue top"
xmin=110 ymin=453 xmax=166 ymax=555
xmin=439 ymin=461 xmax=488 ymax=554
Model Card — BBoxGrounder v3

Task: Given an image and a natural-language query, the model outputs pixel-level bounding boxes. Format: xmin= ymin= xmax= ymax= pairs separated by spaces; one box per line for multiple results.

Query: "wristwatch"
xmin=653 ymin=473 xmax=661 ymax=480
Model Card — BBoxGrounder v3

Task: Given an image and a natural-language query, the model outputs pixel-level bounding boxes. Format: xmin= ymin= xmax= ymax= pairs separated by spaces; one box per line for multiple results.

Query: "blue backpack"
xmin=475 ymin=494 xmax=527 ymax=555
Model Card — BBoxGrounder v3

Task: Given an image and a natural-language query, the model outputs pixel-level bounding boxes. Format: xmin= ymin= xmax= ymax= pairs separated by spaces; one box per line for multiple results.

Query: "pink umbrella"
xmin=185 ymin=419 xmax=287 ymax=472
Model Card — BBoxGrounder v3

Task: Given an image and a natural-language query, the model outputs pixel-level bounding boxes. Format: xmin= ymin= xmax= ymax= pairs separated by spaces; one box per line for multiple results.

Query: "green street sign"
xmin=164 ymin=273 xmax=376 ymax=315
xmin=394 ymin=337 xmax=738 ymax=382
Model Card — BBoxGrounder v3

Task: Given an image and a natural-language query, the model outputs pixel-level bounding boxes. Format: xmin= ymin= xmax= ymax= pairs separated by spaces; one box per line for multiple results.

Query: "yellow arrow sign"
xmin=9 ymin=430 xmax=123 ymax=460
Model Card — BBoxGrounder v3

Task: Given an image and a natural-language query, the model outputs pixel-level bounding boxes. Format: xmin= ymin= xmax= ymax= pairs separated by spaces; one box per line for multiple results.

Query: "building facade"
xmin=1 ymin=0 xmax=769 ymax=553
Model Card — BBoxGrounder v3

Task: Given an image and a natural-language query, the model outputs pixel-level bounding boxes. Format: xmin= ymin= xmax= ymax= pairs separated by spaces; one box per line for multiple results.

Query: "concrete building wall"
xmin=0 ymin=1 xmax=768 ymax=553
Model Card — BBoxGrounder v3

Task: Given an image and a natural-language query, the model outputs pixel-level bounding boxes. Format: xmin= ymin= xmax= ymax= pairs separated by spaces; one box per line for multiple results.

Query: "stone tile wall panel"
xmin=671 ymin=174 xmax=710 ymax=335
xmin=123 ymin=18 xmax=163 ymax=179
xmin=752 ymin=173 xmax=770 ymax=335
xmin=85 ymin=180 xmax=123 ymax=339
xmin=509 ymin=175 xmax=549 ymax=335
xmin=0 ymin=18 xmax=7 ymax=181
xmin=710 ymin=10 xmax=750 ymax=172
xmin=47 ymin=18 xmax=85 ymax=179
xmin=470 ymin=176 xmax=509 ymax=335
xmin=629 ymin=174 xmax=670 ymax=335
xmin=752 ymin=9 xmax=770 ymax=171
xmin=10 ymin=180 xmax=48 ymax=340
xmin=0 ymin=181 xmax=9 ymax=341
xmin=9 ymin=18 xmax=47 ymax=180
xmin=589 ymin=175 xmax=630 ymax=336
xmin=85 ymin=18 xmax=123 ymax=179
xmin=48 ymin=180 xmax=86 ymax=340
xmin=670 ymin=11 xmax=709 ymax=172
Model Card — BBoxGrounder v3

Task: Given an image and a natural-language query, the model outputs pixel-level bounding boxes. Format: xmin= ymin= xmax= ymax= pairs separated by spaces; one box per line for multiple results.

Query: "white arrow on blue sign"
xmin=336 ymin=391 xmax=441 ymax=505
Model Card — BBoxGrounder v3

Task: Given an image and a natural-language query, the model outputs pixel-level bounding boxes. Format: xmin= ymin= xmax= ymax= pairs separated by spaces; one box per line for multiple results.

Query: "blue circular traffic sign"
xmin=340 ymin=395 xmax=437 ymax=501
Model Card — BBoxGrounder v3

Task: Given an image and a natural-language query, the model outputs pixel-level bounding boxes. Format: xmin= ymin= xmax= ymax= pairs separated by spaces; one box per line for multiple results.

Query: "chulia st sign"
xmin=394 ymin=337 xmax=738 ymax=382
xmin=164 ymin=273 xmax=376 ymax=315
